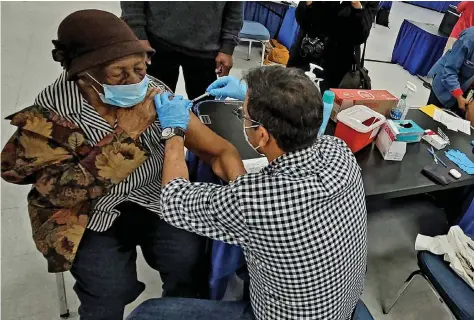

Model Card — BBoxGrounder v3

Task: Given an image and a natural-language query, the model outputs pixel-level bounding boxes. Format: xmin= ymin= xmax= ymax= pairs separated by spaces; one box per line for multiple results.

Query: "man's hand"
xmin=351 ymin=1 xmax=362 ymax=9
xmin=140 ymin=40 xmax=153 ymax=65
xmin=456 ymin=96 xmax=468 ymax=111
xmin=206 ymin=76 xmax=247 ymax=100
xmin=215 ymin=52 xmax=233 ymax=76
xmin=466 ymin=99 xmax=474 ymax=126
xmin=154 ymin=92 xmax=193 ymax=130
xmin=117 ymin=87 xmax=161 ymax=139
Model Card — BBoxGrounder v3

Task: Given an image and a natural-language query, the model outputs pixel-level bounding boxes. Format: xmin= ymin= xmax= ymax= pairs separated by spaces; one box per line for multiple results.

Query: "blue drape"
xmin=380 ymin=1 xmax=393 ymax=10
xmin=460 ymin=199 xmax=474 ymax=239
xmin=186 ymin=150 xmax=245 ymax=300
xmin=404 ymin=1 xmax=460 ymax=12
xmin=392 ymin=20 xmax=447 ymax=76
xmin=276 ymin=7 xmax=300 ymax=50
xmin=244 ymin=2 xmax=288 ymax=39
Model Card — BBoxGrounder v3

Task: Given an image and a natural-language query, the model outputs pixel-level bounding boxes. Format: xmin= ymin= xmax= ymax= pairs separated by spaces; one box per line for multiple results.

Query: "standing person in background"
xmin=444 ymin=1 xmax=474 ymax=54
xmin=287 ymin=1 xmax=378 ymax=93
xmin=428 ymin=27 xmax=474 ymax=126
xmin=121 ymin=2 xmax=243 ymax=100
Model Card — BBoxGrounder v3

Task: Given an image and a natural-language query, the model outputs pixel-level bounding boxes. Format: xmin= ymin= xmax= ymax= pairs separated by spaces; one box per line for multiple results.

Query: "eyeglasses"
xmin=232 ymin=107 xmax=262 ymax=126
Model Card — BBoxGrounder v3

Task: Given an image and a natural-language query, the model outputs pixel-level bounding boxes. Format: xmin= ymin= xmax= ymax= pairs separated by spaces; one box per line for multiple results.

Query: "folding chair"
xmin=353 ymin=300 xmax=374 ymax=320
xmin=56 ymin=273 xmax=70 ymax=318
xmin=239 ymin=20 xmax=270 ymax=66
xmin=383 ymin=251 xmax=474 ymax=319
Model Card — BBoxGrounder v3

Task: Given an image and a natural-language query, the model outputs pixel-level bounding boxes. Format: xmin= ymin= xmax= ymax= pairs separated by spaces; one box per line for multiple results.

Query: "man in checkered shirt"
xmin=128 ymin=66 xmax=367 ymax=320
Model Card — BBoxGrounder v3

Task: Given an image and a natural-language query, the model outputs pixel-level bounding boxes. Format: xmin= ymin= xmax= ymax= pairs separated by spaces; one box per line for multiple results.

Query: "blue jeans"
xmin=70 ymin=202 xmax=208 ymax=320
xmin=127 ymin=298 xmax=373 ymax=320
xmin=126 ymin=298 xmax=255 ymax=320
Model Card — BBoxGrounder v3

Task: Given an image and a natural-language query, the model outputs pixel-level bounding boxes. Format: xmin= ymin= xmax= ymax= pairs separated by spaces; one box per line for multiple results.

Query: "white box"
xmin=422 ymin=129 xmax=448 ymax=150
xmin=375 ymin=120 xmax=407 ymax=161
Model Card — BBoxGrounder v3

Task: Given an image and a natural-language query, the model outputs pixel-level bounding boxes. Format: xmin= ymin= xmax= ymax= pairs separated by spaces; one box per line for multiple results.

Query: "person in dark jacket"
xmin=287 ymin=1 xmax=378 ymax=93
xmin=121 ymin=2 xmax=243 ymax=100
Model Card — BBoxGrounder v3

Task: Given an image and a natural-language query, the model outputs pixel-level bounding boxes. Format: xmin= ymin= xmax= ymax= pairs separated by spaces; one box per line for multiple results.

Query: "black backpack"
xmin=338 ymin=42 xmax=372 ymax=90
xmin=376 ymin=8 xmax=390 ymax=27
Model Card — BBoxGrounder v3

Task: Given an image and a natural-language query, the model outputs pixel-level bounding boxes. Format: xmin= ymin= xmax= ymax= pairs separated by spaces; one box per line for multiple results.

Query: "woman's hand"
xmin=117 ymin=87 xmax=161 ymax=139
xmin=456 ymin=96 xmax=468 ymax=111
xmin=154 ymin=93 xmax=193 ymax=130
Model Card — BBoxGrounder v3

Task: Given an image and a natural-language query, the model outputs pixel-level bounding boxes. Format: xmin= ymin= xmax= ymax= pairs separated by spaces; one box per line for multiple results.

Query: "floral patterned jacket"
xmin=1 ymin=105 xmax=148 ymax=272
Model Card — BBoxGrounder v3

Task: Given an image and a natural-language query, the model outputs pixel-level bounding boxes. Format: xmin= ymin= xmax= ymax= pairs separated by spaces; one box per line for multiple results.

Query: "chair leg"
xmin=56 ymin=273 xmax=70 ymax=318
xmin=420 ymin=274 xmax=458 ymax=320
xmin=247 ymin=41 xmax=252 ymax=61
xmin=260 ymin=41 xmax=266 ymax=66
xmin=383 ymin=270 xmax=422 ymax=314
xmin=383 ymin=270 xmax=457 ymax=319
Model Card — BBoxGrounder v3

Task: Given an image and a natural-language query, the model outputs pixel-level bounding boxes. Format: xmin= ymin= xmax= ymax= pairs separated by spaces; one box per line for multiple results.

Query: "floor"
xmin=0 ymin=2 xmax=455 ymax=319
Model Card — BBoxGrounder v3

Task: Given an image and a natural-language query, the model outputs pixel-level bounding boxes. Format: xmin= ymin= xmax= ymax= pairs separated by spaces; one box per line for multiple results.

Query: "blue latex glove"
xmin=206 ymin=76 xmax=247 ymax=101
xmin=154 ymin=93 xmax=193 ymax=130
xmin=445 ymin=149 xmax=474 ymax=174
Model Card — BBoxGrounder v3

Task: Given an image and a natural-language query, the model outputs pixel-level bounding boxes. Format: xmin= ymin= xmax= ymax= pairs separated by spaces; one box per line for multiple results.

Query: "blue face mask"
xmin=87 ymin=73 xmax=150 ymax=108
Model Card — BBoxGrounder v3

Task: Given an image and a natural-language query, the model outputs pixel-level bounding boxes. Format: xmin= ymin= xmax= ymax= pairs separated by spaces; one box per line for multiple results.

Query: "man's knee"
xmin=72 ymin=272 xmax=145 ymax=306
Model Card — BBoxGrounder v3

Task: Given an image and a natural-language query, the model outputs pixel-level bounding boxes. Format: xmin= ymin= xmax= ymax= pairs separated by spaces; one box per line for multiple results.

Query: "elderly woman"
xmin=1 ymin=9 xmax=245 ymax=320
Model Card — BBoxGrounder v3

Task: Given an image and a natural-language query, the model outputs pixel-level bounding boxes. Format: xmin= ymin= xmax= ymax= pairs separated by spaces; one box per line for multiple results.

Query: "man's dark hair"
xmin=243 ymin=66 xmax=323 ymax=153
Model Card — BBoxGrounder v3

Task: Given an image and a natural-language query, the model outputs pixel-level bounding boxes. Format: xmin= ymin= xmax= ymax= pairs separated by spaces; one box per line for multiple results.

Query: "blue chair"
xmin=353 ymin=300 xmax=374 ymax=320
xmin=383 ymin=251 xmax=474 ymax=319
xmin=239 ymin=20 xmax=270 ymax=65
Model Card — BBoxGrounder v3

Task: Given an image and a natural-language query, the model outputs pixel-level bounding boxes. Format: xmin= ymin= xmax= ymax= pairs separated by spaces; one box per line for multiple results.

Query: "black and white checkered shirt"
xmin=161 ymin=136 xmax=368 ymax=320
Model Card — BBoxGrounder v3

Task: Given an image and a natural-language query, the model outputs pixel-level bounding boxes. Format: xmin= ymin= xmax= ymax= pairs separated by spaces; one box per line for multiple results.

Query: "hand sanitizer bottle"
xmin=305 ymin=63 xmax=324 ymax=92
xmin=390 ymin=81 xmax=417 ymax=120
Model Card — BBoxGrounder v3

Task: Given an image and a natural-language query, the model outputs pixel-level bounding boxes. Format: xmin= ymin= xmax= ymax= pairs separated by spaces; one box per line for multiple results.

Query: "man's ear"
xmin=256 ymin=126 xmax=270 ymax=148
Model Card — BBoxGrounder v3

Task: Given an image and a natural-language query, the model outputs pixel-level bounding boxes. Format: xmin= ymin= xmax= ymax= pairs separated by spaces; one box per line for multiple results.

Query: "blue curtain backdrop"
xmin=276 ymin=7 xmax=299 ymax=50
xmin=392 ymin=20 xmax=447 ymax=76
xmin=244 ymin=2 xmax=300 ymax=50
xmin=380 ymin=1 xmax=393 ymax=10
xmin=243 ymin=2 xmax=288 ymax=39
xmin=404 ymin=1 xmax=460 ymax=12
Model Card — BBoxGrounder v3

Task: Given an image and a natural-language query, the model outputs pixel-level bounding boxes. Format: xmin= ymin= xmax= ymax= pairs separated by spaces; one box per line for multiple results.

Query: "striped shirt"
xmin=34 ymin=72 xmax=170 ymax=231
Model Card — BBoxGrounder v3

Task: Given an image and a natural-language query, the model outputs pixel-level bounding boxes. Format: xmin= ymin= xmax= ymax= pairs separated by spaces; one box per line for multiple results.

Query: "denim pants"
xmin=70 ymin=202 xmax=208 ymax=320
xmin=126 ymin=298 xmax=372 ymax=320
xmin=126 ymin=298 xmax=255 ymax=320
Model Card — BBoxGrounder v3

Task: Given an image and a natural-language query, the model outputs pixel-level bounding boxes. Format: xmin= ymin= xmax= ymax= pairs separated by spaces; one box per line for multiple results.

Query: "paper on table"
xmin=243 ymin=157 xmax=269 ymax=174
xmin=433 ymin=109 xmax=471 ymax=135
xmin=419 ymin=104 xmax=442 ymax=118
xmin=457 ymin=119 xmax=472 ymax=135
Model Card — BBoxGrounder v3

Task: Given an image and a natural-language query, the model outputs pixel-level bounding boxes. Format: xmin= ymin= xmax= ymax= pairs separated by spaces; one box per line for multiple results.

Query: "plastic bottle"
xmin=318 ymin=90 xmax=335 ymax=136
xmin=390 ymin=81 xmax=417 ymax=120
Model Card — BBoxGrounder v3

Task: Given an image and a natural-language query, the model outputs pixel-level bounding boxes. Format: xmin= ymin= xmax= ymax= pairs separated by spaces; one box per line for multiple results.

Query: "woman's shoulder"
xmin=7 ymin=104 xmax=82 ymax=141
xmin=34 ymin=71 xmax=83 ymax=117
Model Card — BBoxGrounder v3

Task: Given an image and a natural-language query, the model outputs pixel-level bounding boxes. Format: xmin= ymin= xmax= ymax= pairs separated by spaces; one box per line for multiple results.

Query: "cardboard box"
xmin=375 ymin=120 xmax=407 ymax=161
xmin=393 ymin=120 xmax=425 ymax=143
xmin=330 ymin=89 xmax=399 ymax=122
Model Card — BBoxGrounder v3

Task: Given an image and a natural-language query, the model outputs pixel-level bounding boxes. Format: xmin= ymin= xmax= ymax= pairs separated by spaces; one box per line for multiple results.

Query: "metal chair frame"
xmin=383 ymin=269 xmax=457 ymax=319
xmin=240 ymin=38 xmax=269 ymax=66
xmin=56 ymin=272 xmax=70 ymax=318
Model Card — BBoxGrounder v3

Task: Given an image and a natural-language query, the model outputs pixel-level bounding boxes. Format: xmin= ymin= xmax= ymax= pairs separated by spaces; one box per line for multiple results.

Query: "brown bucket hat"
xmin=52 ymin=9 xmax=155 ymax=80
